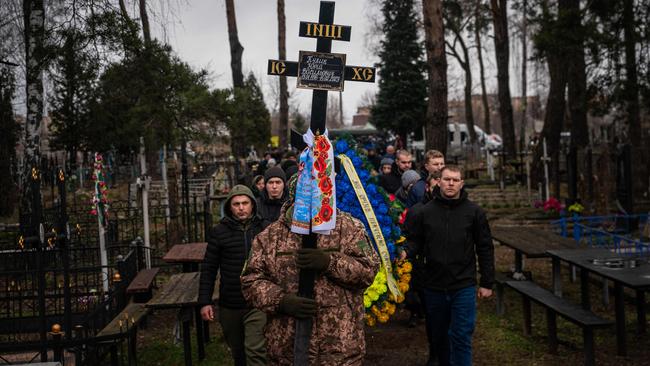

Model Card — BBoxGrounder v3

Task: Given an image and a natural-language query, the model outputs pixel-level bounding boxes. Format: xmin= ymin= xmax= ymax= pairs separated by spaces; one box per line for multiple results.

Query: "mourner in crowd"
xmin=199 ymin=185 xmax=267 ymax=366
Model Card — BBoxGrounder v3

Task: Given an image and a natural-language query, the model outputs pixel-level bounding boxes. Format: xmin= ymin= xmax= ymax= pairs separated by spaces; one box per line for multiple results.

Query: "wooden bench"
xmin=97 ymin=303 xmax=150 ymax=366
xmin=126 ymin=268 xmax=160 ymax=303
xmin=506 ymin=280 xmax=613 ymax=366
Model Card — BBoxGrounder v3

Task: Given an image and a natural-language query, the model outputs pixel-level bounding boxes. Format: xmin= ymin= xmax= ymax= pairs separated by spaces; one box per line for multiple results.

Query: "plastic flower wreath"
xmin=334 ymin=135 xmax=411 ymax=325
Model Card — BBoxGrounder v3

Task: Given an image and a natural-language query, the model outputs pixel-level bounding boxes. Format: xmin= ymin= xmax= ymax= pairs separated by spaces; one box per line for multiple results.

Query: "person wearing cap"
xmin=257 ymin=166 xmax=288 ymax=223
xmin=395 ymin=169 xmax=420 ymax=205
xmin=198 ymin=185 xmax=267 ymax=366
xmin=241 ymin=175 xmax=380 ymax=365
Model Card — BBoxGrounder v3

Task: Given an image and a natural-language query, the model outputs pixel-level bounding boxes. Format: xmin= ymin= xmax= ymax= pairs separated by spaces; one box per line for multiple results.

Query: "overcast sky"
xmin=152 ymin=0 xmax=381 ymax=123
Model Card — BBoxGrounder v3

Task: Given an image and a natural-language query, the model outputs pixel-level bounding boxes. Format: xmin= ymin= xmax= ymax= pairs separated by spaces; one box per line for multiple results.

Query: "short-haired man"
xmin=379 ymin=149 xmax=412 ymax=194
xmin=199 ymin=185 xmax=267 ymax=366
xmin=257 ymin=166 xmax=288 ymax=223
xmin=406 ymin=150 xmax=445 ymax=208
xmin=401 ymin=166 xmax=494 ymax=366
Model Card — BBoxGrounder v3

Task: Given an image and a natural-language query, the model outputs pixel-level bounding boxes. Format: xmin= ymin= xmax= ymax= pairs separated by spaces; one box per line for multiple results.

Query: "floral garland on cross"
xmin=91 ymin=152 xmax=110 ymax=227
xmin=334 ymin=136 xmax=412 ymax=326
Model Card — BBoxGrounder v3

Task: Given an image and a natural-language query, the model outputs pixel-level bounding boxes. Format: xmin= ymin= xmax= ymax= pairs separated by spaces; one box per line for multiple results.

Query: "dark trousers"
xmin=421 ymin=286 xmax=476 ymax=366
xmin=219 ymin=307 xmax=267 ymax=366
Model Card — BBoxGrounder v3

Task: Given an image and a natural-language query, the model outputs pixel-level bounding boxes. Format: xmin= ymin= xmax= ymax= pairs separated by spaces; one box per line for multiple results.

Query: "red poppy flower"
xmin=319 ymin=177 xmax=333 ymax=194
xmin=315 ymin=136 xmax=331 ymax=152
xmin=389 ymin=194 xmax=396 ymax=202
xmin=314 ymin=157 xmax=327 ymax=173
xmin=319 ymin=204 xmax=333 ymax=222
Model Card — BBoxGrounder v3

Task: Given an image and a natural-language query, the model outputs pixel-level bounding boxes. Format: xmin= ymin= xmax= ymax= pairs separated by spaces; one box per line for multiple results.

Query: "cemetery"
xmin=2 ymin=0 xmax=650 ymax=365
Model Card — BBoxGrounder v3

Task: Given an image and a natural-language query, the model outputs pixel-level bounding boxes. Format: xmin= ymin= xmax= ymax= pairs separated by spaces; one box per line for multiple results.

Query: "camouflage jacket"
xmin=241 ymin=208 xmax=380 ymax=366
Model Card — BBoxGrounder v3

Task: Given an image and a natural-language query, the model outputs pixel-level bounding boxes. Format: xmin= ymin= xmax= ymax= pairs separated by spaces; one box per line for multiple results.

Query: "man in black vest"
xmin=199 ymin=185 xmax=267 ymax=366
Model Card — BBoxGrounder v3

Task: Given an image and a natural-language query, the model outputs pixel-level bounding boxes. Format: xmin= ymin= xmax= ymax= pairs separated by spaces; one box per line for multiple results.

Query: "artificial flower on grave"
xmin=334 ymin=135 xmax=410 ymax=326
xmin=567 ymin=202 xmax=584 ymax=215
xmin=542 ymin=197 xmax=564 ymax=217
xmin=90 ymin=152 xmax=110 ymax=226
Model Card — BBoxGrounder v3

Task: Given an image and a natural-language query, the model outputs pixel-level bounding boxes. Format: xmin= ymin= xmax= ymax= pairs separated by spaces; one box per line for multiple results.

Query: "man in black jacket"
xmin=400 ymin=166 xmax=494 ymax=366
xmin=256 ymin=166 xmax=288 ymax=224
xmin=199 ymin=185 xmax=266 ymax=366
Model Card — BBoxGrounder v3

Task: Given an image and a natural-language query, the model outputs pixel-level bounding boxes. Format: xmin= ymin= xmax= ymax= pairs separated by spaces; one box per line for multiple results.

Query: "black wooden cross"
xmin=266 ymin=2 xmax=375 ymax=364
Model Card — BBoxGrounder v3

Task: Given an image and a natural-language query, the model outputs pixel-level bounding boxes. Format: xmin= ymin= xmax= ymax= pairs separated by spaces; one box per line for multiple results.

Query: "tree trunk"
xmin=0 ymin=69 xmax=18 ymax=217
xmin=622 ymin=0 xmax=640 ymax=147
xmin=532 ymin=52 xmax=567 ymax=186
xmin=277 ymin=0 xmax=289 ymax=148
xmin=566 ymin=0 xmax=588 ymax=149
xmin=422 ymin=0 xmax=448 ymax=156
xmin=475 ymin=4 xmax=491 ymax=134
xmin=519 ymin=0 xmax=528 ymax=152
xmin=225 ymin=0 xmax=244 ymax=88
xmin=490 ymin=0 xmax=516 ymax=158
xmin=21 ymin=0 xmax=45 ymax=229
xmin=139 ymin=0 xmax=151 ymax=46
xmin=460 ymin=38 xmax=476 ymax=143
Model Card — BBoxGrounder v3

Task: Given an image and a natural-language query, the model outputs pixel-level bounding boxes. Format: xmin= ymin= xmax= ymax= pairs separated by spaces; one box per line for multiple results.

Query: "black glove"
xmin=279 ymin=294 xmax=318 ymax=318
xmin=295 ymin=248 xmax=331 ymax=272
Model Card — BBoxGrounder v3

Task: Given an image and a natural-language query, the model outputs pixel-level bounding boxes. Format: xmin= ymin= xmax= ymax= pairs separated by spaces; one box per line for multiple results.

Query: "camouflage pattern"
xmin=241 ymin=206 xmax=380 ymax=366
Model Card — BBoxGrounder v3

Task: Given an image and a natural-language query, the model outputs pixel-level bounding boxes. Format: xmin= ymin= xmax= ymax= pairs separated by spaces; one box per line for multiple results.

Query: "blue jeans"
xmin=421 ymin=286 xmax=476 ymax=366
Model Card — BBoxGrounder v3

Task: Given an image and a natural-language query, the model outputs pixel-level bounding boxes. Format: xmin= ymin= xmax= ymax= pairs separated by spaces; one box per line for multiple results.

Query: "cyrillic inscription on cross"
xmin=267 ymin=0 xmax=376 ymax=135
xmin=266 ymin=2 xmax=375 ymax=365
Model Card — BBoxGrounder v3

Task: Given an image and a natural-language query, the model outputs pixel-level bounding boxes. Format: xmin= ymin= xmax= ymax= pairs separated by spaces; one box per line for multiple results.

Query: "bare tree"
xmin=225 ymin=0 xmax=244 ymax=88
xmin=519 ymin=0 xmax=528 ymax=152
xmin=139 ymin=0 xmax=151 ymax=45
xmin=277 ymin=0 xmax=288 ymax=147
xmin=422 ymin=0 xmax=448 ymax=155
xmin=490 ymin=0 xmax=516 ymax=157
xmin=21 ymin=0 xmax=45 ymax=228
xmin=474 ymin=0 xmax=491 ymax=134
xmin=623 ymin=0 xmax=640 ymax=147
xmin=445 ymin=4 xmax=476 ymax=143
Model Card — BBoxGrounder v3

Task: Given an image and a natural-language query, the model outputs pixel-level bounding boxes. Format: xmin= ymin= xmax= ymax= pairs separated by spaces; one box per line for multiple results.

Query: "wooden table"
xmin=147 ymin=272 xmax=216 ymax=366
xmin=163 ymin=242 xmax=207 ymax=272
xmin=547 ymin=248 xmax=650 ymax=356
xmin=491 ymin=226 xmax=577 ymax=274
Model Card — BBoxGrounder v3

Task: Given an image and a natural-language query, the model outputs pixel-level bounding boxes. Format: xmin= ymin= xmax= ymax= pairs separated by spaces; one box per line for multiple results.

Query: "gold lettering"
xmin=363 ymin=68 xmax=374 ymax=81
xmin=335 ymin=26 xmax=342 ymax=39
xmin=306 ymin=23 xmax=312 ymax=36
xmin=314 ymin=24 xmax=323 ymax=37
xmin=270 ymin=61 xmax=286 ymax=75
xmin=325 ymin=24 xmax=332 ymax=38
xmin=351 ymin=67 xmax=363 ymax=81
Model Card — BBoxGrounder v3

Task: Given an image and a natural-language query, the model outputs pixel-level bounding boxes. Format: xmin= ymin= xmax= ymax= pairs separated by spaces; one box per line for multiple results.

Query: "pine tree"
xmin=371 ymin=0 xmax=428 ymax=144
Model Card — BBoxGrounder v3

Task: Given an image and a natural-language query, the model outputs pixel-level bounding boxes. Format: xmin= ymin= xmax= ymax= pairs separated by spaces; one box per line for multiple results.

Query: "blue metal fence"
xmin=552 ymin=214 xmax=650 ymax=255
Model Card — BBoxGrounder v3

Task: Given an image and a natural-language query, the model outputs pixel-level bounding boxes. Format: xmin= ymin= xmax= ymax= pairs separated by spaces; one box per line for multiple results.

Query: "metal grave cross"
xmin=266 ymin=2 xmax=375 ymax=365
xmin=267 ymin=1 xmax=375 ymax=136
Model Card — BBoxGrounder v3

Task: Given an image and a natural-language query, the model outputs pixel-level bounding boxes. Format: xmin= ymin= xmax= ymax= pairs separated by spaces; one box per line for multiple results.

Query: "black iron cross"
xmin=266 ymin=2 xmax=375 ymax=364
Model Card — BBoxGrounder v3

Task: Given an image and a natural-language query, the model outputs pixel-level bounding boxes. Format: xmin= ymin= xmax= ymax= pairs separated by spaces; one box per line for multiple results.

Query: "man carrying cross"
xmin=241 ymin=173 xmax=379 ymax=365
xmin=249 ymin=2 xmax=380 ymax=364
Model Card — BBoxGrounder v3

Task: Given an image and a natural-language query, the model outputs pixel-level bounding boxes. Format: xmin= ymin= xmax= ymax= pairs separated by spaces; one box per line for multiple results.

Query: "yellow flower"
xmin=401 ymin=262 xmax=412 ymax=273
xmin=363 ymin=296 xmax=372 ymax=308
xmin=378 ymin=313 xmax=389 ymax=323
xmin=398 ymin=282 xmax=410 ymax=293
xmin=396 ymin=236 xmax=406 ymax=244
xmin=401 ymin=274 xmax=411 ymax=283
xmin=365 ymin=314 xmax=376 ymax=327
xmin=395 ymin=294 xmax=405 ymax=304
xmin=386 ymin=304 xmax=396 ymax=315
xmin=371 ymin=305 xmax=381 ymax=317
